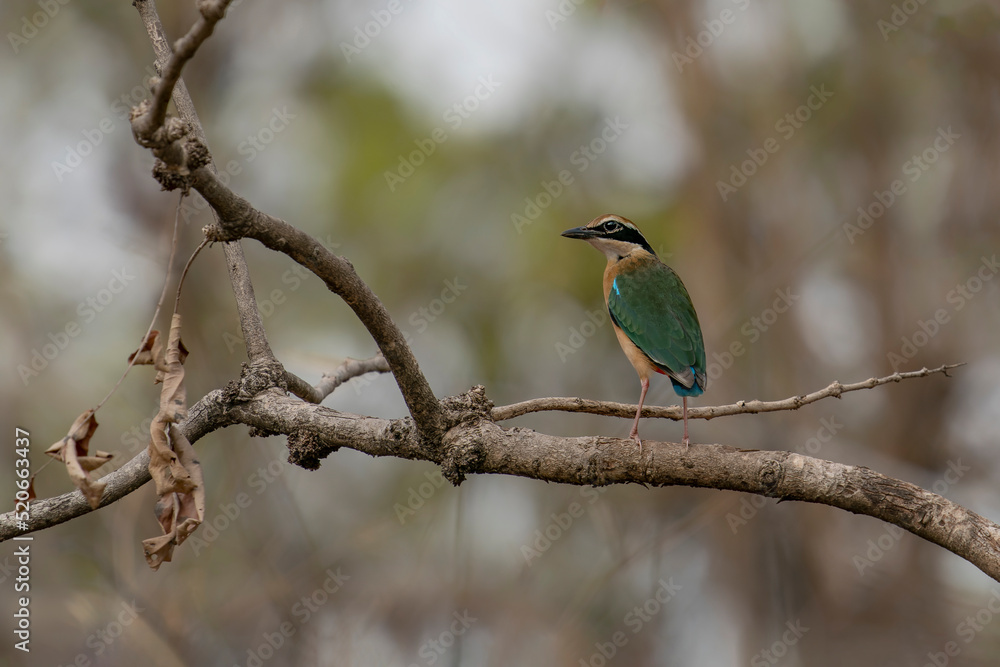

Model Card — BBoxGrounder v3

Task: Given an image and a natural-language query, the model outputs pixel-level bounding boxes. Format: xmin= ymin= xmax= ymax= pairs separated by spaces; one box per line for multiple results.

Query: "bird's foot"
xmin=630 ymin=431 xmax=642 ymax=455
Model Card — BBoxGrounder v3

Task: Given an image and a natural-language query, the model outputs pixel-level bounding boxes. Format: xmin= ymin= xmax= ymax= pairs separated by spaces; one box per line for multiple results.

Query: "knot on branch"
xmin=232 ymin=358 xmax=287 ymax=402
xmin=286 ymin=430 xmax=330 ymax=471
xmin=441 ymin=385 xmax=494 ymax=429
xmin=757 ymin=457 xmax=785 ymax=495
xmin=151 ymin=136 xmax=211 ymax=193
xmin=440 ymin=421 xmax=489 ymax=486
xmin=130 ymin=109 xmax=212 ymax=193
xmin=202 ymin=223 xmax=238 ymax=243
xmin=438 ymin=386 xmax=495 ymax=485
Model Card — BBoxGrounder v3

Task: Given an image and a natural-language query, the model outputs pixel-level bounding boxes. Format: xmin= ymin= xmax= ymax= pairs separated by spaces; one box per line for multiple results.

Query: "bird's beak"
xmin=561 ymin=226 xmax=599 ymax=239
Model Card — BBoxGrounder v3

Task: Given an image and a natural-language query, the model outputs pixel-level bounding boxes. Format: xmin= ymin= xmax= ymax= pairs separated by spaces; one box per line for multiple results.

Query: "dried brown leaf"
xmin=148 ymin=415 xmax=194 ymax=496
xmin=63 ymin=441 xmax=107 ymax=510
xmin=142 ymin=430 xmax=204 ymax=570
xmin=158 ymin=314 xmax=188 ymax=415
xmin=142 ymin=495 xmax=179 ymax=571
xmin=77 ymin=451 xmax=114 ymax=472
xmin=142 ymin=313 xmax=203 ymax=570
xmin=142 ymin=533 xmax=176 ymax=571
xmin=170 ymin=424 xmax=204 ymax=544
xmin=44 ymin=410 xmax=109 ymax=510
xmin=128 ymin=330 xmax=160 ymax=365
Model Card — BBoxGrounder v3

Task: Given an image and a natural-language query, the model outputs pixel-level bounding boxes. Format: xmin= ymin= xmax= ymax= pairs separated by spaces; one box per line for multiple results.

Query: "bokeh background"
xmin=2 ymin=0 xmax=1000 ymax=665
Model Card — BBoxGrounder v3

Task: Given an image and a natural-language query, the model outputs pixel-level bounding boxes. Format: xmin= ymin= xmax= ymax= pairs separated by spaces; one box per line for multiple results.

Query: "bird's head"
xmin=561 ymin=214 xmax=656 ymax=262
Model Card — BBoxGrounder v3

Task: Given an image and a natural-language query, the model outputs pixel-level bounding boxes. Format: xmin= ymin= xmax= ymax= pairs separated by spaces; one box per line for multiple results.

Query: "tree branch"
xmin=131 ymin=0 xmax=233 ymax=141
xmin=492 ymin=364 xmax=963 ymax=421
xmin=129 ymin=0 xmax=444 ymax=439
xmin=6 ymin=371 xmax=996 ymax=583
xmin=38 ymin=0 xmax=988 ymax=586
xmin=184 ymin=386 xmax=1000 ymax=584
xmin=192 ymin=168 xmax=445 ymax=438
xmin=222 ymin=241 xmax=275 ymax=364
xmin=135 ymin=0 xmax=275 ymax=368
xmin=285 ymin=354 xmax=391 ymax=404
xmin=0 ymin=389 xmax=232 ymax=540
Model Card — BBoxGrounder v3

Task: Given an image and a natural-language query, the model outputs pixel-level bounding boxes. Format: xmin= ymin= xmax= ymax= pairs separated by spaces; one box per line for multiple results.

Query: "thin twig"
xmin=491 ymin=364 xmax=965 ymax=422
xmin=286 ymin=354 xmax=392 ymax=404
xmin=131 ymin=0 xmax=233 ymax=140
xmin=174 ymin=238 xmax=209 ymax=312
xmin=135 ymin=0 xmax=275 ymax=365
xmin=6 ymin=380 xmax=998 ymax=584
xmin=94 ymin=192 xmax=185 ymax=412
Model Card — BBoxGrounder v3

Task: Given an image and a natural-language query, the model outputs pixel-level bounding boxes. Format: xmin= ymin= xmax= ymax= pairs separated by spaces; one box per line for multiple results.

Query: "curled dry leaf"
xmin=143 ymin=313 xmax=204 ymax=569
xmin=44 ymin=410 xmax=113 ymax=510
xmin=147 ymin=314 xmax=192 ymax=496
xmin=142 ymin=425 xmax=205 ymax=570
xmin=128 ymin=330 xmax=161 ymax=366
xmin=129 ymin=329 xmax=188 ymax=384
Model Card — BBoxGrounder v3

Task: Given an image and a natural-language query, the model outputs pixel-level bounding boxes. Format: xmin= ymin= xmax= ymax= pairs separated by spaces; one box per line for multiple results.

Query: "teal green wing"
xmin=608 ymin=261 xmax=707 ymax=393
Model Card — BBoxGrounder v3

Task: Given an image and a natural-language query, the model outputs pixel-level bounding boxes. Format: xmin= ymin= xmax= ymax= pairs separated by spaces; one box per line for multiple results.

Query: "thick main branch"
xmin=5 ymin=383 xmax=995 ymax=583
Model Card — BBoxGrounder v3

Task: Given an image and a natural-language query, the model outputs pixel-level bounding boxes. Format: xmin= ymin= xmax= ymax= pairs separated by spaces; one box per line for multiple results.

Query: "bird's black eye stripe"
xmin=600 ymin=219 xmax=655 ymax=254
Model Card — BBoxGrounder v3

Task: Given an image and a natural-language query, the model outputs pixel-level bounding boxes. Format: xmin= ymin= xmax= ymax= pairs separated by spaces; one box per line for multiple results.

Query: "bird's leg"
xmin=682 ymin=396 xmax=690 ymax=447
xmin=630 ymin=377 xmax=649 ymax=451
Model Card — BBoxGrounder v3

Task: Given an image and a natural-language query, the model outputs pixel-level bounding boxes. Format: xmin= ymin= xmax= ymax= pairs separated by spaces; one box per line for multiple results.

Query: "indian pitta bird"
xmin=561 ymin=214 xmax=707 ymax=447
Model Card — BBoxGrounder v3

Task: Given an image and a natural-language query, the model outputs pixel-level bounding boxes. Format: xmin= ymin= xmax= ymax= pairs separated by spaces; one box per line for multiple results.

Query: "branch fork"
xmin=14 ymin=0 xmax=998 ymax=585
